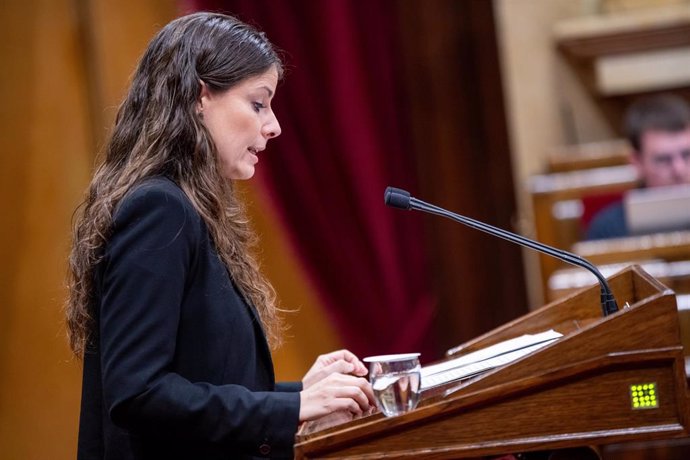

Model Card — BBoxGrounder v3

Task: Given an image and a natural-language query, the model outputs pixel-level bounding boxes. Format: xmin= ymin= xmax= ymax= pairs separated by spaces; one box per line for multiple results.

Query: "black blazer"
xmin=77 ymin=177 xmax=301 ymax=460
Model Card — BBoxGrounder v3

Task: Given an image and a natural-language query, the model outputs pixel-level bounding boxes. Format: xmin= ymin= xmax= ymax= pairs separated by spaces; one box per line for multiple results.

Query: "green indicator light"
xmin=630 ymin=382 xmax=659 ymax=410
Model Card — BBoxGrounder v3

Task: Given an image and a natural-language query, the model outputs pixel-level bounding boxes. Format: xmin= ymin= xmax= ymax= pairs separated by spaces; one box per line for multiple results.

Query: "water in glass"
xmin=371 ymin=371 xmax=420 ymax=417
xmin=364 ymin=353 xmax=421 ymax=417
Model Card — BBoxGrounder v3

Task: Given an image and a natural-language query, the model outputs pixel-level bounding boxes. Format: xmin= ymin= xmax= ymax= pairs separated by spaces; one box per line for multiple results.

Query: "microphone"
xmin=384 ymin=187 xmax=618 ymax=317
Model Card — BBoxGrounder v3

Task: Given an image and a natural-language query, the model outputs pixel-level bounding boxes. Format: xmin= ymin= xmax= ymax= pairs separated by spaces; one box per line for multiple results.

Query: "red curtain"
xmin=188 ymin=0 xmax=437 ymax=358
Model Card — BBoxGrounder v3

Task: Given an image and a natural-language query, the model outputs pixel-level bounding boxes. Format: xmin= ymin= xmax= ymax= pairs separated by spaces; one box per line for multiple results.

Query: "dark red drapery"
xmin=188 ymin=0 xmax=437 ymax=358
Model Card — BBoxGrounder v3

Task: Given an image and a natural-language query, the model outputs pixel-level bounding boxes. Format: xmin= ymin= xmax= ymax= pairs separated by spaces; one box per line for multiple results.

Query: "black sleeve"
xmin=99 ymin=182 xmax=299 ymax=456
xmin=275 ymin=382 xmax=303 ymax=392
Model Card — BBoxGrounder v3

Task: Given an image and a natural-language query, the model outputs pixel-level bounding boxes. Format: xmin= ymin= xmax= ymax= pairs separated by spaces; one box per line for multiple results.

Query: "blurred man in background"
xmin=586 ymin=94 xmax=690 ymax=240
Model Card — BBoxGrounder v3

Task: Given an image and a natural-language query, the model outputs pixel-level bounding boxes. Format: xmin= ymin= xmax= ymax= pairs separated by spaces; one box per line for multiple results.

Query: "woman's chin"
xmin=227 ymin=166 xmax=256 ymax=181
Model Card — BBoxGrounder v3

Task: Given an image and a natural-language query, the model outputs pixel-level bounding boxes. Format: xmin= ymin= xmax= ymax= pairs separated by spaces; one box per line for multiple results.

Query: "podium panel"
xmin=295 ymin=266 xmax=690 ymax=459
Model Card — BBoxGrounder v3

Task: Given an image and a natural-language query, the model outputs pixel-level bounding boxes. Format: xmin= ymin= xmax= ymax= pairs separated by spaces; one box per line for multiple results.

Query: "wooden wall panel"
xmin=0 ymin=0 xmax=92 ymax=458
xmin=0 ymin=1 xmax=178 ymax=458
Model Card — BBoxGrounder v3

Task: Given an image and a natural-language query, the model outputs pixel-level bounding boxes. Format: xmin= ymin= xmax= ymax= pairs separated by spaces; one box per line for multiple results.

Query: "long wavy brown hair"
xmin=67 ymin=12 xmax=285 ymax=358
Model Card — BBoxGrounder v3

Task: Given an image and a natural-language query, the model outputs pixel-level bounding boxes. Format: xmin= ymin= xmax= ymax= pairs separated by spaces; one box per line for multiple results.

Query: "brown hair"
xmin=67 ymin=12 xmax=285 ymax=358
xmin=624 ymin=93 xmax=690 ymax=152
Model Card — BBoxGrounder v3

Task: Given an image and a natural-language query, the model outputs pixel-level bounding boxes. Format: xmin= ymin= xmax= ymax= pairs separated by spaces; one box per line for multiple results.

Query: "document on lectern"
xmin=420 ymin=329 xmax=562 ymax=390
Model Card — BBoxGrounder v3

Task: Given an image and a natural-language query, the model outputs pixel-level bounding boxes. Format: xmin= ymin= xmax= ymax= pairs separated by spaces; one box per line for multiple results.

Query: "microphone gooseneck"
xmin=384 ymin=186 xmax=618 ymax=317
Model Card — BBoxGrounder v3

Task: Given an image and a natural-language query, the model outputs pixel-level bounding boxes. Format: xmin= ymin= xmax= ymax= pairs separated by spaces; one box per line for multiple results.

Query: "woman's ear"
xmin=197 ymin=80 xmax=210 ymax=115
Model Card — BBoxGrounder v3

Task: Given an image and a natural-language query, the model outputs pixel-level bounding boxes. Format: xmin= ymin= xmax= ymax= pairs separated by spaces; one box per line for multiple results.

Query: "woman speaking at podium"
xmin=66 ymin=12 xmax=374 ymax=459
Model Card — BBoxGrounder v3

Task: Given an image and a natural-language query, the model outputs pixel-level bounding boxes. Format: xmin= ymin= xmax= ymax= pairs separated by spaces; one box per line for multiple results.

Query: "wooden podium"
xmin=294 ymin=266 xmax=690 ymax=459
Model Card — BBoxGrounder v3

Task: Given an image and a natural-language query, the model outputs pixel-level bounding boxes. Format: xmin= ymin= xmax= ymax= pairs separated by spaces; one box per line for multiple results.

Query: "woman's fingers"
xmin=321 ymin=349 xmax=368 ymax=376
xmin=302 ymin=349 xmax=369 ymax=388
xmin=299 ymin=373 xmax=375 ymax=422
xmin=351 ymin=375 xmax=376 ymax=407
xmin=321 ymin=359 xmax=356 ymax=376
xmin=301 ymin=360 xmax=353 ymax=389
xmin=322 ymin=374 xmax=373 ymax=410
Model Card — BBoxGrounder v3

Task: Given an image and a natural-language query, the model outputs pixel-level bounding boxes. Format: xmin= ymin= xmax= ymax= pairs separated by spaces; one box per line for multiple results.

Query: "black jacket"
xmin=585 ymin=201 xmax=627 ymax=240
xmin=77 ymin=176 xmax=300 ymax=459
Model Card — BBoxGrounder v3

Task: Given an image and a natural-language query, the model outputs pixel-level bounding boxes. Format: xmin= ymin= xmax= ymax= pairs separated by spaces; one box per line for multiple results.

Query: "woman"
xmin=67 ymin=12 xmax=374 ymax=459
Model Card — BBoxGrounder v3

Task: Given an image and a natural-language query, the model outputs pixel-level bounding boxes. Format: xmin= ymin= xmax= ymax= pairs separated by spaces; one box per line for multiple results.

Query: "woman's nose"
xmin=264 ymin=113 xmax=282 ymax=139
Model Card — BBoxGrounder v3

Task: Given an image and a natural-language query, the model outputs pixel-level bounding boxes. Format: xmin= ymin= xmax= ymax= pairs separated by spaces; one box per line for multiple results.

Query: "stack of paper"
xmin=420 ymin=330 xmax=562 ymax=390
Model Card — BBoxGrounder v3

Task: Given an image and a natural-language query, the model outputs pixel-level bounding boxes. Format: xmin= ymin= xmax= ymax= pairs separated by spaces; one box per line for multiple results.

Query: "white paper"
xmin=420 ymin=329 xmax=562 ymax=389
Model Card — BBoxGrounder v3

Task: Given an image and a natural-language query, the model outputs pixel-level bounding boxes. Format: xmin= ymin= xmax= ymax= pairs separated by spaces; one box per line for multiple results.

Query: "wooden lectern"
xmin=294 ymin=266 xmax=690 ymax=459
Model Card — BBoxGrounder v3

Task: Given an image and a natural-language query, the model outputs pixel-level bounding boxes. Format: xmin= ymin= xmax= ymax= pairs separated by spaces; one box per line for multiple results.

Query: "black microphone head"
xmin=384 ymin=187 xmax=411 ymax=210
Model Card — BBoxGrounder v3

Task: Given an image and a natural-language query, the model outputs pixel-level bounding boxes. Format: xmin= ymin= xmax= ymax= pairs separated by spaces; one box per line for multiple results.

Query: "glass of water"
xmin=363 ymin=353 xmax=421 ymax=417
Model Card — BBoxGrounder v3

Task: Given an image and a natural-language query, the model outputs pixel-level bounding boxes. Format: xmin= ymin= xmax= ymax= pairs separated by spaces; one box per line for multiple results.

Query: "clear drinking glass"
xmin=363 ymin=353 xmax=421 ymax=417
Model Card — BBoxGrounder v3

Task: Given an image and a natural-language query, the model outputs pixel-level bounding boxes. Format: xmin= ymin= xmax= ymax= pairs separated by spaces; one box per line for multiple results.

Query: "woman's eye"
xmin=252 ymin=102 xmax=266 ymax=112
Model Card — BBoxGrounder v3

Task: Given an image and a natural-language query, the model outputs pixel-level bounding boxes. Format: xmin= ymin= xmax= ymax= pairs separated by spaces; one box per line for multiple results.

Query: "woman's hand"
xmin=302 ymin=349 xmax=368 ymax=390
xmin=298 ymin=372 xmax=375 ymax=422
